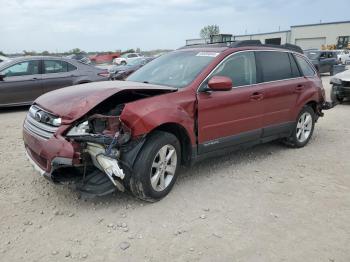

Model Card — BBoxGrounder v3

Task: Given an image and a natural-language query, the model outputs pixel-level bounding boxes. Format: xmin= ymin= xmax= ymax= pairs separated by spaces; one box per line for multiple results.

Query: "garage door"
xmin=295 ymin=37 xmax=326 ymax=50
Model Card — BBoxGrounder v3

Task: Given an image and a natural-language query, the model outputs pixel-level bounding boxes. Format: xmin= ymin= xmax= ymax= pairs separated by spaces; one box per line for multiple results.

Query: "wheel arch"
xmin=148 ymin=122 xmax=193 ymax=166
xmin=306 ymin=100 xmax=318 ymax=113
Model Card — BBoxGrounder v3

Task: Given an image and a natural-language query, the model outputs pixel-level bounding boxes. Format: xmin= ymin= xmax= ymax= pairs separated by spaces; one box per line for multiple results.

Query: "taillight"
xmin=98 ymin=70 xmax=110 ymax=77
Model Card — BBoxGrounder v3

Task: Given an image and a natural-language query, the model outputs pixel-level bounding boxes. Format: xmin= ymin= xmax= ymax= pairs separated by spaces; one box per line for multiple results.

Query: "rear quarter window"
xmin=256 ymin=51 xmax=293 ymax=82
xmin=294 ymin=55 xmax=316 ymax=77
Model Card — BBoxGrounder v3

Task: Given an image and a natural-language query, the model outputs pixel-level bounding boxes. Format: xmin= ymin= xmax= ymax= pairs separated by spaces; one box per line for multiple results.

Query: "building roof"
xmin=234 ymin=30 xmax=290 ymax=37
xmin=233 ymin=20 xmax=350 ymax=38
xmin=291 ymin=20 xmax=350 ymax=28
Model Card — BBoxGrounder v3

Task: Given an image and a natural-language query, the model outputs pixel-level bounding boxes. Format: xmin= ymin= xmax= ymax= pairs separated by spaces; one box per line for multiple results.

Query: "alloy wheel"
xmin=296 ymin=112 xmax=313 ymax=143
xmin=150 ymin=144 xmax=177 ymax=192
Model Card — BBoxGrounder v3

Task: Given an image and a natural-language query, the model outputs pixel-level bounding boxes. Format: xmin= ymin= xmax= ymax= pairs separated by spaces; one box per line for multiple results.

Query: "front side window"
xmin=1 ymin=60 xmax=40 ymax=77
xmin=43 ymin=60 xmax=76 ymax=73
xmin=210 ymin=51 xmax=257 ymax=87
xmin=295 ymin=55 xmax=316 ymax=77
xmin=127 ymin=50 xmax=217 ymax=88
xmin=256 ymin=51 xmax=293 ymax=82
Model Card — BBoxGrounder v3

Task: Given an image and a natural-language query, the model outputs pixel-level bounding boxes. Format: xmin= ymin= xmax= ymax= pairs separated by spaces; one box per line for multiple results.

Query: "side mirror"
xmin=0 ymin=74 xmax=5 ymax=81
xmin=207 ymin=76 xmax=232 ymax=91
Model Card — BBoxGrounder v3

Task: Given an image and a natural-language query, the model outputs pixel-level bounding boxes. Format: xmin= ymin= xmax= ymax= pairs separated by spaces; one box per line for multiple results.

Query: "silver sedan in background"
xmin=0 ymin=56 xmax=109 ymax=107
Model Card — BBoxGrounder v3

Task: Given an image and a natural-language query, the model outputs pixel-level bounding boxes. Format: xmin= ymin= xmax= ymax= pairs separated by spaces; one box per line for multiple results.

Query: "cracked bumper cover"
xmin=23 ymin=127 xmax=76 ymax=180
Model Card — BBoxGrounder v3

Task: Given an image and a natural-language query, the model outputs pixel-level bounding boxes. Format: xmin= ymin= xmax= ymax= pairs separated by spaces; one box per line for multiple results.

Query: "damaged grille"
xmin=24 ymin=105 xmax=59 ymax=140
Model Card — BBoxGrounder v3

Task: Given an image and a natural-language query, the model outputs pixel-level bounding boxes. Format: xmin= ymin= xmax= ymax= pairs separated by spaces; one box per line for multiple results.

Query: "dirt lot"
xmin=0 ymin=76 xmax=349 ymax=262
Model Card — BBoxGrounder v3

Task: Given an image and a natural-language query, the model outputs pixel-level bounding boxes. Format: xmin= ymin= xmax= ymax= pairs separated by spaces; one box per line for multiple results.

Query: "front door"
xmin=0 ymin=60 xmax=43 ymax=105
xmin=197 ymin=51 xmax=264 ymax=154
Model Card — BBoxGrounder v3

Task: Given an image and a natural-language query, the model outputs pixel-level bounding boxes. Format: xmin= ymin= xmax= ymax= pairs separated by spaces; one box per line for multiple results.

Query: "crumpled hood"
xmin=333 ymin=69 xmax=350 ymax=81
xmin=35 ymin=81 xmax=177 ymax=124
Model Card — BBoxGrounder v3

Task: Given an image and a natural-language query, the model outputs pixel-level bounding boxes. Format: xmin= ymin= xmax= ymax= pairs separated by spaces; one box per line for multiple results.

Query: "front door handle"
xmin=250 ymin=92 xmax=264 ymax=101
xmin=31 ymin=77 xmax=38 ymax=81
xmin=295 ymin=84 xmax=304 ymax=92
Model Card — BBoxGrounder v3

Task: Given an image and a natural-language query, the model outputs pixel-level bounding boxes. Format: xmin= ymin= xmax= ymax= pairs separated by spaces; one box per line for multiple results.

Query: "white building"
xmin=233 ymin=20 xmax=350 ymax=50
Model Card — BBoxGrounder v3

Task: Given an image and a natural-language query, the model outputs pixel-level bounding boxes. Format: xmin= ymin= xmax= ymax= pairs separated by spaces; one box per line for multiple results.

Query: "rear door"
xmin=197 ymin=51 xmax=265 ymax=154
xmin=41 ymin=60 xmax=78 ymax=93
xmin=0 ymin=60 xmax=43 ymax=105
xmin=255 ymin=51 xmax=303 ymax=137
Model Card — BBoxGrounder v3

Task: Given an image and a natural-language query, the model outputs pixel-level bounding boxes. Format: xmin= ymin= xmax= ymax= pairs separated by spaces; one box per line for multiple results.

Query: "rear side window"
xmin=256 ymin=51 xmax=293 ymax=82
xmin=289 ymin=53 xmax=301 ymax=78
xmin=211 ymin=51 xmax=256 ymax=87
xmin=295 ymin=55 xmax=315 ymax=77
xmin=44 ymin=60 xmax=76 ymax=74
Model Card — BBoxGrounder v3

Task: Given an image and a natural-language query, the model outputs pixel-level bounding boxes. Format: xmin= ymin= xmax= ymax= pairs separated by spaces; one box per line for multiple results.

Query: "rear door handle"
xmin=250 ymin=92 xmax=264 ymax=101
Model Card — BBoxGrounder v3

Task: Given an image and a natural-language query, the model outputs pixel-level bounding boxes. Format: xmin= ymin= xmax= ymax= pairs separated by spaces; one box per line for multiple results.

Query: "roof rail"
xmin=178 ymin=42 xmax=233 ymax=49
xmin=229 ymin=40 xmax=262 ymax=47
xmin=230 ymin=40 xmax=304 ymax=54
xmin=179 ymin=40 xmax=303 ymax=54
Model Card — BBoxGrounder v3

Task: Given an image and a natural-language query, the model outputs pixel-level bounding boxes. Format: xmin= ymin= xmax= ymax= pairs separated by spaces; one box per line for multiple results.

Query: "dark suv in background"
xmin=23 ymin=41 xmax=330 ymax=201
xmin=305 ymin=50 xmax=338 ymax=75
xmin=0 ymin=56 xmax=109 ymax=107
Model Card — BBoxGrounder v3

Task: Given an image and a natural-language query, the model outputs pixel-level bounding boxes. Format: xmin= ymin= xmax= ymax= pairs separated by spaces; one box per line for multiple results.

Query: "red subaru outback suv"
xmin=23 ymin=41 xmax=329 ymax=201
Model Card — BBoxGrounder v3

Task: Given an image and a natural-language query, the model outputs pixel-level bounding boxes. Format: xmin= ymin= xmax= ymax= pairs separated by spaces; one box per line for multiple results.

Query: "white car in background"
xmin=335 ymin=50 xmax=350 ymax=64
xmin=330 ymin=68 xmax=350 ymax=103
xmin=113 ymin=53 xmax=143 ymax=65
xmin=0 ymin=55 xmax=10 ymax=63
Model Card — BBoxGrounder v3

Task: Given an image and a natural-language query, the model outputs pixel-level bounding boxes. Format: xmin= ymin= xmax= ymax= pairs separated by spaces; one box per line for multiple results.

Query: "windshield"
xmin=127 ymin=51 xmax=218 ymax=88
xmin=305 ymin=51 xmax=320 ymax=60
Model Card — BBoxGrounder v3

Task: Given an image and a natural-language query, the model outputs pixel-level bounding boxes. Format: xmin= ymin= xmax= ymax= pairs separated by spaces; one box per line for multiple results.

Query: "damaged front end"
xmin=63 ymin=109 xmax=145 ymax=196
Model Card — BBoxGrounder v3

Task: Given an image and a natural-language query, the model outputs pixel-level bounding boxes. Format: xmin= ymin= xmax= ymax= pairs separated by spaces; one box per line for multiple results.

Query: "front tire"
xmin=130 ymin=131 xmax=181 ymax=202
xmin=284 ymin=106 xmax=315 ymax=148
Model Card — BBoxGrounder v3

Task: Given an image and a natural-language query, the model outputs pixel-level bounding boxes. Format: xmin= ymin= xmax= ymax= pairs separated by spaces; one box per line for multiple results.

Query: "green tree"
xmin=200 ymin=25 xmax=220 ymax=39
xmin=0 ymin=51 xmax=5 ymax=56
xmin=70 ymin=48 xmax=83 ymax=54
xmin=42 ymin=51 xmax=50 ymax=56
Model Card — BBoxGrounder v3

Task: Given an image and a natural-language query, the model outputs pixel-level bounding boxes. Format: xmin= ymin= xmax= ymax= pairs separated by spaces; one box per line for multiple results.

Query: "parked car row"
xmin=0 ymin=56 xmax=109 ymax=106
xmin=109 ymin=57 xmax=154 ymax=80
xmin=66 ymin=53 xmax=91 ymax=65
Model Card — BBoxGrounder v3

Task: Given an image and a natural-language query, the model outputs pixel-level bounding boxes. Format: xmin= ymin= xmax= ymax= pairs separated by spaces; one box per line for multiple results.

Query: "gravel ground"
xmin=0 ymin=76 xmax=349 ymax=262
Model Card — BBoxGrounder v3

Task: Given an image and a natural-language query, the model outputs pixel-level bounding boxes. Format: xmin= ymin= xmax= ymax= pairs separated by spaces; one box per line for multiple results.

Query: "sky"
xmin=0 ymin=0 xmax=350 ymax=53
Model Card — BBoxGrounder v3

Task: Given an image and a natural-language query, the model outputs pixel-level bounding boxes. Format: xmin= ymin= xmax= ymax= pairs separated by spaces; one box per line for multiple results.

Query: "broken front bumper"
xmin=23 ymin=121 xmax=128 ymax=193
xmin=23 ymin=125 xmax=76 ymax=180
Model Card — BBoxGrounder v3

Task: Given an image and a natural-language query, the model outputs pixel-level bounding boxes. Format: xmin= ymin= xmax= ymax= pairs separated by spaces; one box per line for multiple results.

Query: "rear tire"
xmin=283 ymin=106 xmax=315 ymax=148
xmin=129 ymin=131 xmax=181 ymax=202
